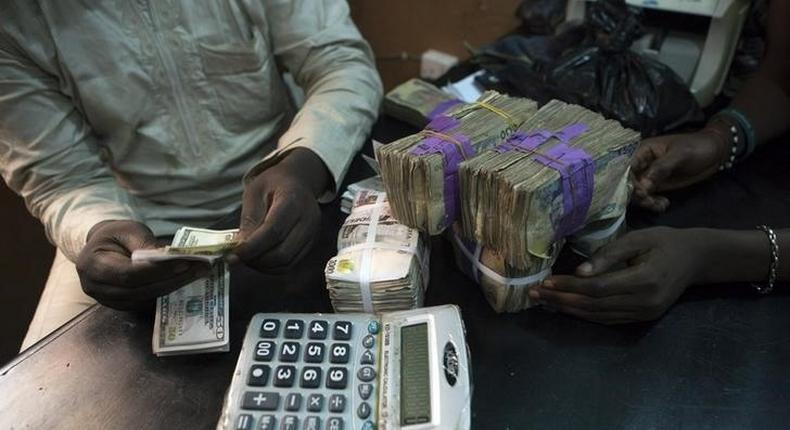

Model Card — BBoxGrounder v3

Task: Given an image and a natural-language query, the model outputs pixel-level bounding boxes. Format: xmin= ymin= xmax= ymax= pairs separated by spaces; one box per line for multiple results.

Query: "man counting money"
xmin=0 ymin=0 xmax=382 ymax=349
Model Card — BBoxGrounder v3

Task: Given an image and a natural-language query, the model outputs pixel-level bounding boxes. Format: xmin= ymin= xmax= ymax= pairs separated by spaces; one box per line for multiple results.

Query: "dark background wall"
xmin=0 ymin=183 xmax=53 ymax=364
xmin=0 ymin=0 xmax=521 ymax=365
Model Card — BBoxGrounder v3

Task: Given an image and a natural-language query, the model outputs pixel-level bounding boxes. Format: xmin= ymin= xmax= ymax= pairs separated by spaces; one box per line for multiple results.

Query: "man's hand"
xmin=631 ymin=130 xmax=728 ymax=212
xmin=528 ymin=227 xmax=706 ymax=324
xmin=232 ymin=148 xmax=329 ymax=273
xmin=77 ymin=220 xmax=207 ymax=310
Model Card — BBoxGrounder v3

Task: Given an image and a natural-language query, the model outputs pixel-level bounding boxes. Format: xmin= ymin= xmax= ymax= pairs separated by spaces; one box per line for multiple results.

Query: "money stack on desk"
xmin=452 ymin=100 xmax=639 ymax=311
xmin=449 ymin=224 xmax=564 ymax=313
xmin=377 ymin=91 xmax=538 ymax=235
xmin=325 ymin=190 xmax=429 ymax=313
xmin=383 ymin=78 xmax=464 ymax=128
xmin=133 ymin=226 xmax=238 ymax=356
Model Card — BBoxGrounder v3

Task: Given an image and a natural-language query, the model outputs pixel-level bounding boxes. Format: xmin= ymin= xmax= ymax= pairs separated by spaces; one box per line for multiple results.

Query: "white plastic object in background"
xmin=420 ymin=49 xmax=459 ymax=80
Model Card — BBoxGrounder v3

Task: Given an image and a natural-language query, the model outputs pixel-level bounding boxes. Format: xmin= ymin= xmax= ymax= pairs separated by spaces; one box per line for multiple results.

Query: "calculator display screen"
xmin=400 ymin=323 xmax=431 ymax=426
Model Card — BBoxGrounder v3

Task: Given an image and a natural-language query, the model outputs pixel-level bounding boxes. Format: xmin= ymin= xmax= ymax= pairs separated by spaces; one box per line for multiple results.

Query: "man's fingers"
xmin=235 ymin=195 xmax=301 ymax=262
xmin=633 ymin=194 xmax=670 ymax=212
xmin=249 ymin=216 xmax=318 ymax=271
xmin=630 ymin=143 xmax=659 ymax=175
xmin=535 ymin=293 xmax=637 ymax=323
xmin=239 ymin=188 xmax=268 ymax=240
xmin=531 ymin=289 xmax=634 ymax=319
xmin=111 ymin=222 xmax=159 ymax=251
xmin=543 ymin=272 xmax=638 ymax=297
xmin=88 ymin=251 xmax=206 ymax=287
xmin=576 ymin=235 xmax=648 ymax=277
xmin=83 ymin=268 xmax=205 ymax=304
xmin=255 ymin=234 xmax=317 ymax=275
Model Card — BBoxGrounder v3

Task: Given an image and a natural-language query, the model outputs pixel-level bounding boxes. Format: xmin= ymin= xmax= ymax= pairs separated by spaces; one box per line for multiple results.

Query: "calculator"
xmin=217 ymin=305 xmax=471 ymax=430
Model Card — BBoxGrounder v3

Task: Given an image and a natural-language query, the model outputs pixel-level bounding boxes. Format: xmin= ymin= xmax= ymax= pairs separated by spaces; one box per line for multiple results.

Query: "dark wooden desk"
xmin=2 ymin=119 xmax=790 ymax=430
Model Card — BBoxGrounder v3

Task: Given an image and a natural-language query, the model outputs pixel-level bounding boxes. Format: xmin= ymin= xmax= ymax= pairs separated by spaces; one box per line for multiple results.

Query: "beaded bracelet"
xmin=753 ymin=225 xmax=778 ymax=295
xmin=715 ymin=108 xmax=757 ymax=160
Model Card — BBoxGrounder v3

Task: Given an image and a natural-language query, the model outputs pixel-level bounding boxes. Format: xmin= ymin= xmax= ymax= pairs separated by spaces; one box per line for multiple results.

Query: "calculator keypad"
xmin=234 ymin=315 xmax=379 ymax=430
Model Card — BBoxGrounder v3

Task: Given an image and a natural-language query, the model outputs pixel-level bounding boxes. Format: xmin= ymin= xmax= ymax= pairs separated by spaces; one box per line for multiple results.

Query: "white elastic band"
xmin=452 ymin=234 xmax=551 ymax=287
xmin=358 ymin=202 xmax=383 ymax=313
xmin=341 ymin=242 xmax=416 ymax=255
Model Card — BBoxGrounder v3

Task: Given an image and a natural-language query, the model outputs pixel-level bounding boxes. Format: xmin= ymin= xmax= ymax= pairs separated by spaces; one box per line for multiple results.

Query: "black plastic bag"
xmin=517 ymin=0 xmax=566 ymax=35
xmin=546 ymin=0 xmax=704 ymax=135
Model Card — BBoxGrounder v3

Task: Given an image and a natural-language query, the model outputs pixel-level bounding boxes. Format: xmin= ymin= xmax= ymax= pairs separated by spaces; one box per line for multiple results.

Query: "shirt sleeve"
xmin=245 ymin=0 xmax=383 ymax=202
xmin=0 ymin=39 xmax=141 ymax=262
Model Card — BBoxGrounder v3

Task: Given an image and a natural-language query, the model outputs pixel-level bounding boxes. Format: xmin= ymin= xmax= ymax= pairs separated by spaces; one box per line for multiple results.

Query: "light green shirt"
xmin=0 ymin=0 xmax=382 ymax=262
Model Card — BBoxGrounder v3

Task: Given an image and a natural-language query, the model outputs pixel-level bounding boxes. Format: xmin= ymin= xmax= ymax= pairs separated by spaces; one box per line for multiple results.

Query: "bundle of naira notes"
xmin=340 ymin=175 xmax=385 ymax=214
xmin=449 ymin=213 xmax=627 ymax=313
xmin=459 ymin=99 xmax=641 ymax=271
xmin=325 ymin=190 xmax=429 ymax=313
xmin=383 ymin=78 xmax=464 ymax=128
xmin=132 ymin=226 xmax=239 ymax=356
xmin=377 ymin=90 xmax=538 ymax=235
xmin=449 ymin=224 xmax=563 ymax=313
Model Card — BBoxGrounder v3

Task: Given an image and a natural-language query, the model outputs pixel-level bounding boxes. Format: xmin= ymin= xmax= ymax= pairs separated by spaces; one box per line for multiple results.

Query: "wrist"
xmin=268 ymin=148 xmax=330 ymax=199
xmin=692 ymin=228 xmax=769 ymax=285
xmin=699 ymin=122 xmax=734 ymax=167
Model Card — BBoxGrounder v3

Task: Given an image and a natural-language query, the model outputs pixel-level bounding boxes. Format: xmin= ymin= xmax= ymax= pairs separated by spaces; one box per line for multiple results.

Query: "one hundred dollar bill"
xmin=132 ymin=227 xmax=240 ymax=264
xmin=152 ymin=262 xmax=230 ymax=356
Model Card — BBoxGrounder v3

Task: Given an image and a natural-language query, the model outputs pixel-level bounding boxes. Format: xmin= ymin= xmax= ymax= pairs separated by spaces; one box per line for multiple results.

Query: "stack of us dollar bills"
xmin=133 ymin=226 xmax=238 ymax=356
xmin=459 ymin=99 xmax=641 ymax=271
xmin=325 ymin=190 xmax=429 ymax=313
xmin=377 ymin=91 xmax=538 ymax=235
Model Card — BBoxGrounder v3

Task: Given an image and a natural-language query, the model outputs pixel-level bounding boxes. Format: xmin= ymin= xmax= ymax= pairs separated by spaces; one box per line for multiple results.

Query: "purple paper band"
xmin=495 ymin=123 xmax=593 ymax=238
xmin=408 ymin=116 xmax=476 ymax=227
xmin=427 ymin=99 xmax=464 ymax=121
xmin=533 ymin=144 xmax=594 ymax=238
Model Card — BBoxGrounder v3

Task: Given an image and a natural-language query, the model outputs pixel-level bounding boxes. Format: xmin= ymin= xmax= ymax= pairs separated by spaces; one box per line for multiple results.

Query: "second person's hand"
xmin=631 ymin=129 xmax=729 ymax=212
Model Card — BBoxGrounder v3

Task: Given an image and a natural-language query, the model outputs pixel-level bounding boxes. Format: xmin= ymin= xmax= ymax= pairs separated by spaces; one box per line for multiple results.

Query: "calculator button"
xmin=285 ymin=393 xmax=302 ymax=411
xmin=361 ymin=421 xmax=375 ymax=430
xmin=308 ymin=320 xmax=328 ymax=339
xmin=235 ymin=414 xmax=253 ymax=430
xmin=274 ymin=365 xmax=296 ymax=387
xmin=326 ymin=367 xmax=348 ymax=389
xmin=255 ymin=341 xmax=276 ymax=362
xmin=357 ymin=402 xmax=371 ymax=419
xmin=333 ymin=321 xmax=352 ymax=340
xmin=327 ymin=417 xmax=344 ymax=430
xmin=303 ymin=416 xmax=320 ymax=430
xmin=280 ymin=342 xmax=300 ymax=362
xmin=304 ymin=343 xmax=325 ymax=363
xmin=362 ymin=335 xmax=375 ymax=349
xmin=248 ymin=365 xmax=270 ymax=386
xmin=241 ymin=392 xmax=280 ymax=411
xmin=328 ymin=394 xmax=346 ymax=413
xmin=300 ymin=367 xmax=322 ymax=389
xmin=360 ymin=350 xmax=374 ymax=365
xmin=306 ymin=393 xmax=324 ymax=412
xmin=367 ymin=320 xmax=380 ymax=334
xmin=284 ymin=320 xmax=305 ymax=339
xmin=329 ymin=343 xmax=350 ymax=364
xmin=358 ymin=383 xmax=373 ymax=400
xmin=357 ymin=366 xmax=376 ymax=382
xmin=280 ymin=416 xmax=298 ymax=430
xmin=260 ymin=319 xmax=280 ymax=338
xmin=258 ymin=415 xmax=276 ymax=430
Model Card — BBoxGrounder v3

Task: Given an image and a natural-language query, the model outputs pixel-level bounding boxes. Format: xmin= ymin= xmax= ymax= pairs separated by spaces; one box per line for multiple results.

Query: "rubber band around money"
xmin=453 ymin=233 xmax=551 ymax=287
xmin=473 ymin=100 xmax=519 ymax=130
xmin=356 ymin=194 xmax=384 ymax=313
xmin=408 ymin=116 xmax=475 ymax=228
xmin=427 ymin=99 xmax=464 ymax=120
